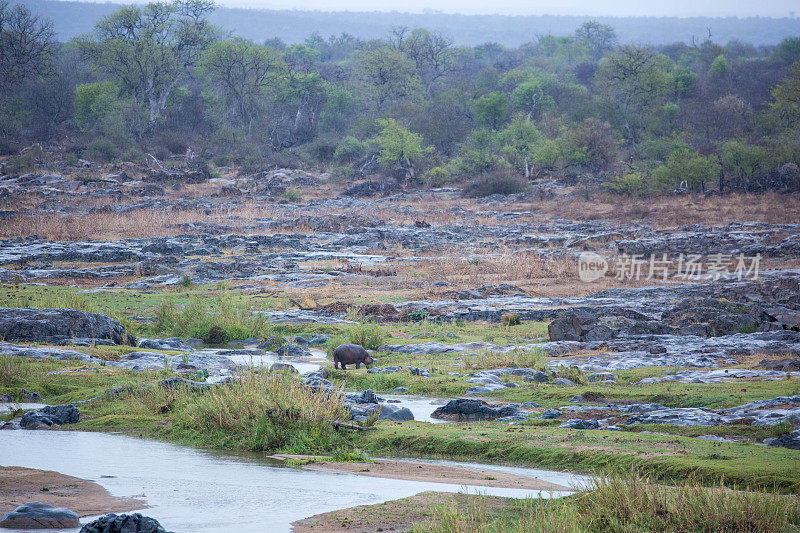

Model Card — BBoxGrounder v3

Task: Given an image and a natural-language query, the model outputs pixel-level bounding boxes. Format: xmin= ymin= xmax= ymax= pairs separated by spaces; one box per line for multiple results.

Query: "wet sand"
xmin=0 ymin=466 xmax=145 ymax=517
xmin=273 ymin=455 xmax=571 ymax=491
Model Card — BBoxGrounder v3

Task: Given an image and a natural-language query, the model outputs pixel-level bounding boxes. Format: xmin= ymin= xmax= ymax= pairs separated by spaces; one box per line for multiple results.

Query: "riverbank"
xmin=0 ymin=466 xmax=144 ymax=518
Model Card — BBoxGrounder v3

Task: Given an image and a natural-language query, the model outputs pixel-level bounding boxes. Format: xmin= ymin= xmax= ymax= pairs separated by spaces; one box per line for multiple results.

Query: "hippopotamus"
xmin=332 ymin=343 xmax=374 ymax=370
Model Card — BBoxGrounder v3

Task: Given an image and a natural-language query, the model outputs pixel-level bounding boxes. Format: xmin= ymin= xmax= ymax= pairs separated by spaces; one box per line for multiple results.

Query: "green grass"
xmin=358 ymin=421 xmax=800 ymax=493
xmin=415 ymin=471 xmax=800 ymax=532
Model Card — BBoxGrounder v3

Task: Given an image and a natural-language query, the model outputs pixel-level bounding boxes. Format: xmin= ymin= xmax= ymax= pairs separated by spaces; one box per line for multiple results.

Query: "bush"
xmin=333 ymin=136 xmax=365 ymax=163
xmin=348 ymin=323 xmax=386 ymax=350
xmin=463 ymin=171 xmax=528 ymax=197
xmin=652 ymin=149 xmax=719 ymax=192
xmin=424 ymin=166 xmax=450 ymax=187
xmin=85 ymin=138 xmax=118 ymax=163
xmin=501 ymin=312 xmax=521 ymax=326
xmin=603 ymin=172 xmax=648 ymax=196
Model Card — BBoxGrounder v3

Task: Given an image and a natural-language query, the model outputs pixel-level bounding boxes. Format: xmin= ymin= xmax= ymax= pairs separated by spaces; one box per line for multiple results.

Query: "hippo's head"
xmin=363 ymin=354 xmax=374 ymax=368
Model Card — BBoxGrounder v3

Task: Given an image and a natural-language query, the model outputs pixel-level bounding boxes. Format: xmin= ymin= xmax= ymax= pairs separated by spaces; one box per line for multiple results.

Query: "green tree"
xmin=708 ymin=54 xmax=730 ymax=77
xmin=769 ymin=61 xmax=800 ymax=128
xmin=510 ymin=79 xmax=554 ymax=122
xmin=397 ymin=28 xmax=454 ymax=93
xmin=652 ymin=148 xmax=719 ymax=191
xmin=574 ymin=20 xmax=617 ymax=61
xmin=373 ymin=118 xmax=432 ymax=184
xmin=73 ymin=81 xmax=119 ymax=131
xmin=596 ymin=45 xmax=674 ymax=141
xmin=84 ymin=0 xmax=215 ymax=126
xmin=498 ymin=114 xmax=540 ymax=177
xmin=358 ymin=46 xmax=420 ymax=108
xmin=719 ymin=141 xmax=767 ymax=190
xmin=200 ymin=39 xmax=284 ymax=131
xmin=473 ymin=92 xmax=507 ymax=129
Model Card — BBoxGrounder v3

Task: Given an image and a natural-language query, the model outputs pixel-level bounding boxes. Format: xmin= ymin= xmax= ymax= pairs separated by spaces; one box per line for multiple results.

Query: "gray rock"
xmin=376 ymin=403 xmax=414 ymax=422
xmin=346 ymin=389 xmax=380 ymax=404
xmin=392 ymin=387 xmax=408 ymax=394
xmin=409 ymin=367 xmax=431 ymax=377
xmin=560 ymin=418 xmax=600 ymax=429
xmin=587 ymin=372 xmax=616 ymax=382
xmin=520 ymin=401 xmax=540 ymax=408
xmin=20 ymin=404 xmax=79 ymax=429
xmin=269 ymin=362 xmax=299 ymax=373
xmin=0 ymin=502 xmax=80 ymax=529
xmin=541 ymin=409 xmax=562 ymax=419
xmin=276 ymin=344 xmax=310 ymax=357
xmin=767 ymin=434 xmax=800 ymax=450
xmin=0 ymin=307 xmax=133 ymax=345
xmin=552 ymin=378 xmax=577 ymax=386
xmin=524 ymin=371 xmax=549 ymax=383
xmin=432 ymin=398 xmax=522 ymax=421
xmin=79 ymin=513 xmax=170 ymax=533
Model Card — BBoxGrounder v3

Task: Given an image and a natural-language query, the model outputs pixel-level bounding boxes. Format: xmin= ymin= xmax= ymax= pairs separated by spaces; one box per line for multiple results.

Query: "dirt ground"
xmin=291 ymin=490 xmax=512 ymax=533
xmin=273 ymin=455 xmax=570 ymax=491
xmin=0 ymin=466 xmax=145 ymax=517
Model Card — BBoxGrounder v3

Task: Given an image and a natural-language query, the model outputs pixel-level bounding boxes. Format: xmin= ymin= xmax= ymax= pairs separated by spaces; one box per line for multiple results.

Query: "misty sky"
xmin=215 ymin=0 xmax=799 ymax=17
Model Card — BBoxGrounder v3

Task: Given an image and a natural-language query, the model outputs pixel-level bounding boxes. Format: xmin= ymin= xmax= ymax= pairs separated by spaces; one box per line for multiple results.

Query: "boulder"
xmin=541 ymin=409 xmax=562 ymax=419
xmin=392 ymin=387 xmax=408 ymax=394
xmin=587 ymin=372 xmax=616 ymax=382
xmin=138 ymin=338 xmax=192 ymax=351
xmin=269 ymin=363 xmax=299 ymax=374
xmin=560 ymin=418 xmax=600 ymax=429
xmin=756 ymin=358 xmax=800 ymax=372
xmin=376 ymin=404 xmax=414 ymax=422
xmin=79 ymin=513 xmax=169 ymax=533
xmin=552 ymin=378 xmax=578 ymax=386
xmin=20 ymin=404 xmax=80 ymax=429
xmin=431 ymin=399 xmax=522 ymax=421
xmin=346 ymin=389 xmax=380 ymax=404
xmin=767 ymin=434 xmax=800 ymax=450
xmin=524 ymin=371 xmax=549 ymax=383
xmin=548 ymin=311 xmax=613 ymax=342
xmin=0 ymin=502 xmax=80 ymax=529
xmin=0 ymin=307 xmax=133 ymax=345
xmin=276 ymin=344 xmax=310 ymax=357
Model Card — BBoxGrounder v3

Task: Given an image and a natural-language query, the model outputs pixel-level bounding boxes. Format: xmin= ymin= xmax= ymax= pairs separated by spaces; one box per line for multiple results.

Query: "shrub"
xmin=424 ymin=166 xmax=450 ymax=187
xmin=85 ymin=138 xmax=118 ymax=163
xmin=652 ymin=149 xmax=719 ymax=192
xmin=501 ymin=312 xmax=521 ymax=326
xmin=463 ymin=171 xmax=528 ymax=197
xmin=348 ymin=323 xmax=386 ymax=350
xmin=603 ymin=171 xmax=648 ymax=196
xmin=333 ymin=136 xmax=365 ymax=163
xmin=205 ymin=325 xmax=227 ymax=345
xmin=177 ymin=369 xmax=356 ymax=452
xmin=281 ymin=188 xmax=303 ymax=202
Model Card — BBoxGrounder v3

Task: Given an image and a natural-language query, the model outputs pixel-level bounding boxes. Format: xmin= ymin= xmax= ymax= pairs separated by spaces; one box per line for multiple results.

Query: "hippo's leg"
xmin=334 ymin=358 xmax=339 ymax=369
xmin=355 ymin=362 xmax=361 ymax=369
xmin=341 ymin=363 xmax=347 ymax=370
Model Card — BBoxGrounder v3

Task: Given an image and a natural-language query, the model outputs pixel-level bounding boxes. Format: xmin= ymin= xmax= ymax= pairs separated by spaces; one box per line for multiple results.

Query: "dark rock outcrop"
xmin=80 ymin=513 xmax=170 ymax=533
xmin=548 ymin=311 xmax=613 ymax=342
xmin=20 ymin=404 xmax=80 ymax=429
xmin=431 ymin=398 xmax=522 ymax=421
xmin=0 ymin=307 xmax=132 ymax=345
xmin=0 ymin=502 xmax=80 ymax=529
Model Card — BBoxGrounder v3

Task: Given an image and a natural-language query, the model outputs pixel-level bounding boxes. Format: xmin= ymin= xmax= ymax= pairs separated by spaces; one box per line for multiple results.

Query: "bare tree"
xmin=0 ymin=1 xmax=55 ymax=89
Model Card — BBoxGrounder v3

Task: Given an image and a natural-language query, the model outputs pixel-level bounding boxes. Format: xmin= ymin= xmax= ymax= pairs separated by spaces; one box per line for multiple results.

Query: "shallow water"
xmin=0 ymin=430 xmax=581 ymax=532
xmin=0 ymin=402 xmax=46 ymax=413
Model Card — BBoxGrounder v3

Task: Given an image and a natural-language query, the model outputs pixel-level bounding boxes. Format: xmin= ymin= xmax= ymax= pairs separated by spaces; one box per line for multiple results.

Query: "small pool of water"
xmin=0 ymin=431 xmax=581 ymax=532
xmin=0 ymin=402 xmax=46 ymax=413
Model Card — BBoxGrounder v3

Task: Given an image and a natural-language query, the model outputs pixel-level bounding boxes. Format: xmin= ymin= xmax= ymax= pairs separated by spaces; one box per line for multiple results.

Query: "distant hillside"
xmin=13 ymin=0 xmax=800 ymax=46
